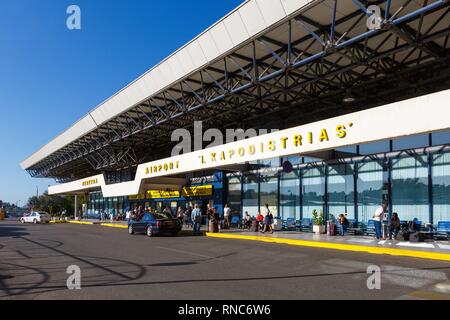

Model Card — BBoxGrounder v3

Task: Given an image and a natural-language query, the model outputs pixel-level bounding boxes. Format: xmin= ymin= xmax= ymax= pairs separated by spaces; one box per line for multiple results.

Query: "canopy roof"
xmin=22 ymin=0 xmax=450 ymax=182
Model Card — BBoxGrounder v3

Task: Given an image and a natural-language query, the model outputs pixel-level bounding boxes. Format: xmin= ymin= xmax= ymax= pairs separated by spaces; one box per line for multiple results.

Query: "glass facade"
xmin=86 ymin=192 xmax=127 ymax=218
xmin=279 ymin=171 xmax=300 ymax=220
xmin=328 ymin=164 xmax=355 ymax=220
xmin=224 ymin=132 xmax=450 ymax=227
xmin=357 ymin=161 xmax=384 ymax=225
xmin=391 ymin=156 xmax=429 ymax=223
xmin=432 ymin=153 xmax=450 ymax=223
xmin=227 ymin=176 xmax=242 ymax=214
xmin=242 ymin=174 xmax=259 ymax=215
xmin=301 ymin=167 xmax=325 ymax=219
xmin=260 ymin=173 xmax=278 ymax=216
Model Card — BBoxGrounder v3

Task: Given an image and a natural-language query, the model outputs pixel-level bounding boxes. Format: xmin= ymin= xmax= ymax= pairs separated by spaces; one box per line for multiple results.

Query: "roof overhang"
xmin=23 ymin=0 xmax=450 ymax=181
xmin=49 ymin=89 xmax=450 ymax=197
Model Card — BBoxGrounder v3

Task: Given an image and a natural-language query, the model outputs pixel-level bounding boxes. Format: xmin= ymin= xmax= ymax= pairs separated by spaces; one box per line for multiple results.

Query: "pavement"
xmin=1 ymin=220 xmax=450 ymax=300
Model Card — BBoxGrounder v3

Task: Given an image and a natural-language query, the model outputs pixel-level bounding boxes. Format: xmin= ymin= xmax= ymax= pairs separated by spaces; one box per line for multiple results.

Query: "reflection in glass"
xmin=328 ymin=164 xmax=355 ymax=219
xmin=243 ymin=174 xmax=259 ymax=216
xmin=393 ymin=134 xmax=429 ymax=151
xmin=302 ymin=167 xmax=325 ymax=218
xmin=260 ymin=173 xmax=278 ymax=216
xmin=280 ymin=171 xmax=300 ymax=220
xmin=227 ymin=176 xmax=242 ymax=216
xmin=357 ymin=161 xmax=384 ymax=225
xmin=359 ymin=140 xmax=390 ymax=155
xmin=432 ymin=153 xmax=450 ymax=223
xmin=392 ymin=156 xmax=429 ymax=223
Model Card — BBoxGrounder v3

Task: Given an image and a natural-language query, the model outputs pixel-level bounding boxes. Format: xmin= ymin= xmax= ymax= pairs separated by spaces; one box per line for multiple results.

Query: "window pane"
xmin=258 ymin=157 xmax=280 ymax=168
xmin=280 ymin=171 xmax=300 ymax=220
xmin=393 ymin=134 xmax=429 ymax=151
xmin=392 ymin=156 xmax=429 ymax=223
xmin=359 ymin=140 xmax=390 ymax=155
xmin=301 ymin=167 xmax=325 ymax=219
xmin=432 ymin=153 xmax=450 ymax=223
xmin=432 ymin=131 xmax=450 ymax=146
xmin=227 ymin=176 xmax=242 ymax=216
xmin=260 ymin=173 xmax=278 ymax=217
xmin=282 ymin=155 xmax=302 ymax=166
xmin=243 ymin=174 xmax=259 ymax=216
xmin=335 ymin=146 xmax=358 ymax=157
xmin=328 ymin=164 xmax=355 ymax=219
xmin=357 ymin=161 xmax=384 ymax=225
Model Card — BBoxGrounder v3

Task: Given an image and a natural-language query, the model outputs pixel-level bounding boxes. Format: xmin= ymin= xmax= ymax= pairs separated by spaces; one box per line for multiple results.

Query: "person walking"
xmin=223 ymin=204 xmax=231 ymax=229
xmin=191 ymin=205 xmax=202 ymax=236
xmin=373 ymin=201 xmax=388 ymax=240
xmin=261 ymin=204 xmax=274 ymax=234
xmin=176 ymin=206 xmax=185 ymax=224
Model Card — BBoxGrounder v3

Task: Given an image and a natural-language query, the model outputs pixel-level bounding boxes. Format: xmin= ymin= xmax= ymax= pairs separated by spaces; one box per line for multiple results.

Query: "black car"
xmin=128 ymin=212 xmax=182 ymax=237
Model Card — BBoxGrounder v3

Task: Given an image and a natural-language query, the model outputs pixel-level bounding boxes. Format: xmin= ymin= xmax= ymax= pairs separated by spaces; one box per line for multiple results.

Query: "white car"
xmin=20 ymin=212 xmax=51 ymax=224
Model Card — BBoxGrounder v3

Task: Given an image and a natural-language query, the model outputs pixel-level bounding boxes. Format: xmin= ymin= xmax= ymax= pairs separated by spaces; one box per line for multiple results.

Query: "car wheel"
xmin=20 ymin=218 xmax=25 ymax=224
xmin=146 ymin=227 xmax=153 ymax=237
xmin=33 ymin=219 xmax=38 ymax=224
xmin=128 ymin=225 xmax=134 ymax=235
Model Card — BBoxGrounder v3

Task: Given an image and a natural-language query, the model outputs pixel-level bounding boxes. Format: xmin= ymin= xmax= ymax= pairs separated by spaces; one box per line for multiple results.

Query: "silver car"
xmin=20 ymin=212 xmax=51 ymax=224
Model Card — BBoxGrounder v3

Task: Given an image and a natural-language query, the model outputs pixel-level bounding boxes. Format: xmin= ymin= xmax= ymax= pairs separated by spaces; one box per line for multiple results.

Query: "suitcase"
xmin=327 ymin=221 xmax=336 ymax=236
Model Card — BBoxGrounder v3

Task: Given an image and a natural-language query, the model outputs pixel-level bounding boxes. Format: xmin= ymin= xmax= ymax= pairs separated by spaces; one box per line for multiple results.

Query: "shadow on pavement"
xmin=0 ymin=225 xmax=29 ymax=238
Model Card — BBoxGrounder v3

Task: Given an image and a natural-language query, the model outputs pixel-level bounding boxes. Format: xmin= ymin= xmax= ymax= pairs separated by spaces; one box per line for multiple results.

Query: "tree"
xmin=26 ymin=192 xmax=78 ymax=216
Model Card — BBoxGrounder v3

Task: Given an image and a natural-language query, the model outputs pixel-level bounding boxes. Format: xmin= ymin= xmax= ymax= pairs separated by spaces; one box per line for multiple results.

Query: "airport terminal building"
xmin=21 ymin=0 xmax=450 ymax=228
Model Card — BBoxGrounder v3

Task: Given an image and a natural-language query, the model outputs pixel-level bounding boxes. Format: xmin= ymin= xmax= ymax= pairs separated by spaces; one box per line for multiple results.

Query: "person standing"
xmin=191 ymin=205 xmax=202 ymax=236
xmin=223 ymin=204 xmax=231 ymax=229
xmin=373 ymin=201 xmax=388 ymax=240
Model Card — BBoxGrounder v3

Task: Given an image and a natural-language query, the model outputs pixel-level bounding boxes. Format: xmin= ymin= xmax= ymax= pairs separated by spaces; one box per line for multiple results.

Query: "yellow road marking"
xmin=206 ymin=233 xmax=450 ymax=262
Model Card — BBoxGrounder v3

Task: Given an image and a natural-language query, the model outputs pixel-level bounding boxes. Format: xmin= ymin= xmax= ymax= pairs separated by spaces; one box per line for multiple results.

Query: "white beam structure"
xmin=49 ymin=89 xmax=450 ymax=197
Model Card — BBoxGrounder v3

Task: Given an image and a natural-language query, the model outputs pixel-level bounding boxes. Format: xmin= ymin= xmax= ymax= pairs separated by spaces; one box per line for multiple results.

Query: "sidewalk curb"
xmin=68 ymin=221 xmax=94 ymax=225
xmin=49 ymin=220 xmax=68 ymax=224
xmin=101 ymin=223 xmax=128 ymax=229
xmin=206 ymin=233 xmax=450 ymax=262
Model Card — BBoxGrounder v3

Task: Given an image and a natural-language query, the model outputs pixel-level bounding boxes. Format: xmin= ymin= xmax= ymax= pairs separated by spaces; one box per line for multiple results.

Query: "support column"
xmin=74 ymin=195 xmax=78 ymax=220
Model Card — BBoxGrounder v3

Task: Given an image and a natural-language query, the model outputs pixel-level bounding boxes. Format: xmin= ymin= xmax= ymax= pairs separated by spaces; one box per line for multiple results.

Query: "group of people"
xmin=373 ymin=201 xmax=401 ymax=240
xmin=335 ymin=201 xmax=401 ymax=240
xmin=190 ymin=203 xmax=233 ymax=236
xmin=241 ymin=204 xmax=275 ymax=234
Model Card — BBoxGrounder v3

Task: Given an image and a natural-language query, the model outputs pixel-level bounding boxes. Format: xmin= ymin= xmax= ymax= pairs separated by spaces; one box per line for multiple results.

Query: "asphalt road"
xmin=0 ymin=220 xmax=449 ymax=300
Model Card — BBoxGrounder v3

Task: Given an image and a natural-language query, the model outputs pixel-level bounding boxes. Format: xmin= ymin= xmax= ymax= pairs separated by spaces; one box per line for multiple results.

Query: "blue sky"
xmin=0 ymin=0 xmax=243 ymax=206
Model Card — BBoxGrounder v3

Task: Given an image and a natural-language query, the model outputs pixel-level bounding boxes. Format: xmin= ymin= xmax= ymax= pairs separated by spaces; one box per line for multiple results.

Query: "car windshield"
xmin=152 ymin=212 xmax=172 ymax=220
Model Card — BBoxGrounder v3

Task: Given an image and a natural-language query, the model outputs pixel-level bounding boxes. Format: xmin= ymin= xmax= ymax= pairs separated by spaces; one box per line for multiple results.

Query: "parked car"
xmin=20 ymin=212 xmax=51 ymax=224
xmin=128 ymin=212 xmax=182 ymax=237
